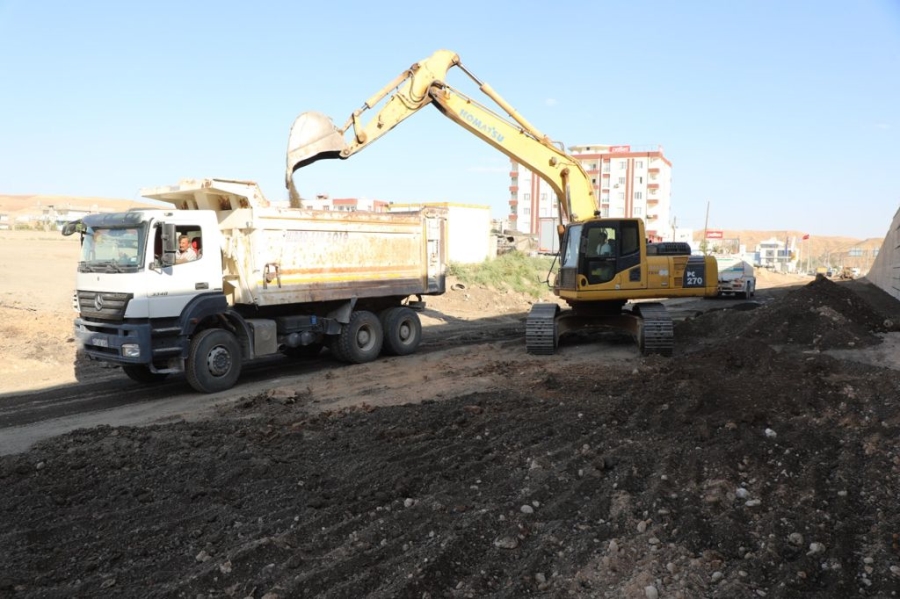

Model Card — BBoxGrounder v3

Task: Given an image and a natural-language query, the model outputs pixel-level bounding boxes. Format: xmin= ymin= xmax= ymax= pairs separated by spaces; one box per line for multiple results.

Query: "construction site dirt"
xmin=2 ymin=232 xmax=900 ymax=598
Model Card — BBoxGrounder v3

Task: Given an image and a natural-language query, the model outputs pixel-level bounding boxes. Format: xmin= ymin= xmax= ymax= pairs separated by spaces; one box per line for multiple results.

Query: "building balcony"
xmin=648 ymin=168 xmax=660 ymax=174
xmin=647 ymin=183 xmax=659 ymax=190
xmin=646 ymin=197 xmax=659 ymax=204
xmin=509 ymin=185 xmax=518 ymax=193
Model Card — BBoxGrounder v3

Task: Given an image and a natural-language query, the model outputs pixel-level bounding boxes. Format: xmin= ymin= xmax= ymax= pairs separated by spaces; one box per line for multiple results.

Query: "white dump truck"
xmin=714 ymin=255 xmax=756 ymax=299
xmin=64 ymin=178 xmax=447 ymax=393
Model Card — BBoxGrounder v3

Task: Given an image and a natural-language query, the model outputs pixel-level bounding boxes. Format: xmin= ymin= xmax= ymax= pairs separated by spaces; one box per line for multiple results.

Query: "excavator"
xmin=285 ymin=49 xmax=718 ymax=356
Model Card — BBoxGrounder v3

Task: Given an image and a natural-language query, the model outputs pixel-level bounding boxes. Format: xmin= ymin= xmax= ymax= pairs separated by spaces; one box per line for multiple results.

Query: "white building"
xmin=390 ymin=202 xmax=492 ymax=264
xmin=509 ymin=144 xmax=673 ymax=252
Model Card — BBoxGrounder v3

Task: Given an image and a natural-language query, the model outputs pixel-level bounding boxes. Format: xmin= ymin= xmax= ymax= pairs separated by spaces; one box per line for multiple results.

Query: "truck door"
xmin=148 ymin=222 xmax=221 ymax=318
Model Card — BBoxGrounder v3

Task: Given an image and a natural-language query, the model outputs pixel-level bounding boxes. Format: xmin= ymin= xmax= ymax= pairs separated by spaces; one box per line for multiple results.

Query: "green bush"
xmin=448 ymin=252 xmax=556 ymax=298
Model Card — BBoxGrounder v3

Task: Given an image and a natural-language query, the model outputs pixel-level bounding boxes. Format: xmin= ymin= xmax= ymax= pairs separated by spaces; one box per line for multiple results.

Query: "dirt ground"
xmin=2 ymin=231 xmax=900 ymax=598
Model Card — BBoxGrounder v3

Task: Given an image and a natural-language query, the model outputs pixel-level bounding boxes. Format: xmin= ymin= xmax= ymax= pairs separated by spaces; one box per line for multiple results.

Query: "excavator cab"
xmin=556 ymin=220 xmax=644 ymax=292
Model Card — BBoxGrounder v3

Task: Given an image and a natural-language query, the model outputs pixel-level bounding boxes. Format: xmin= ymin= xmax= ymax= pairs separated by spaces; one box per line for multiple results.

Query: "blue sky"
xmin=1 ymin=1 xmax=898 ymax=239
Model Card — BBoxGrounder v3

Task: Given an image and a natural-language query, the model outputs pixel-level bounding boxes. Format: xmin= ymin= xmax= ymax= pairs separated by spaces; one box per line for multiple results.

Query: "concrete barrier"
xmin=865 ymin=205 xmax=900 ymax=301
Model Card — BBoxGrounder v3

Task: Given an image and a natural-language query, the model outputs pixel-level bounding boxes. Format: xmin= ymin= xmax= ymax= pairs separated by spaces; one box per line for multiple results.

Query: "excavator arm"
xmin=286 ymin=49 xmax=598 ymax=223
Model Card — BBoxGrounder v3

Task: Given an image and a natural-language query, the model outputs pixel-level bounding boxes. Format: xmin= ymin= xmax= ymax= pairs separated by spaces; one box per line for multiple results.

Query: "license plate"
xmin=92 ymin=337 xmax=109 ymax=348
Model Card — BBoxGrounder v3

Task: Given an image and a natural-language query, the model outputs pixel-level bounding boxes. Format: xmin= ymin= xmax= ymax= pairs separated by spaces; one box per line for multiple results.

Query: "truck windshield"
xmin=79 ymin=225 xmax=147 ymax=273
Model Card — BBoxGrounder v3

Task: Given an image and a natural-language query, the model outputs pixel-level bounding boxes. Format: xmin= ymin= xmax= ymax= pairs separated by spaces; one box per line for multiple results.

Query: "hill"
xmin=694 ymin=228 xmax=882 ymax=271
xmin=0 ymin=193 xmax=164 ymax=225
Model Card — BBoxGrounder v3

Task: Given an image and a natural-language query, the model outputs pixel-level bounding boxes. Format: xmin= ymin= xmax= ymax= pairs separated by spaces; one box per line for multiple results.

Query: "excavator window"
xmin=620 ymin=222 xmax=640 ymax=256
xmin=583 ymin=224 xmax=617 ymax=284
xmin=587 ymin=227 xmax=617 ymax=258
xmin=561 ymin=224 xmax=582 ymax=268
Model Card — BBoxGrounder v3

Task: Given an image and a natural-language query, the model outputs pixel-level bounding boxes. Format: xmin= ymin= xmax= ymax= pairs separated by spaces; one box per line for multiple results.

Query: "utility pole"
xmin=702 ymin=201 xmax=710 ymax=255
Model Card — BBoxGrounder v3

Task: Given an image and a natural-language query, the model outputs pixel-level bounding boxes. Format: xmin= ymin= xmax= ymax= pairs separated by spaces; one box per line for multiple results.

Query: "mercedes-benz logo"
xmin=94 ymin=294 xmax=104 ymax=311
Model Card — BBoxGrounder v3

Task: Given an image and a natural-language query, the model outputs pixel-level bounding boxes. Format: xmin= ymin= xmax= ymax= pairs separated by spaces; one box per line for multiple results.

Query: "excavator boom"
xmin=286 ymin=50 xmax=598 ymax=223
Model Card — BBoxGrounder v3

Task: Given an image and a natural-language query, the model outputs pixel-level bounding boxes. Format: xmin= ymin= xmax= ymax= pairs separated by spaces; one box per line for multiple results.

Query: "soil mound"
xmin=739 ymin=276 xmax=892 ymax=350
xmin=677 ymin=276 xmax=894 ymax=352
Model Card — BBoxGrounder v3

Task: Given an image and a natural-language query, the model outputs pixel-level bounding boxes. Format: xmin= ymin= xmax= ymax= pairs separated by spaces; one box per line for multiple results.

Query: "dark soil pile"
xmin=678 ymin=276 xmax=898 ymax=352
xmin=2 ymin=279 xmax=900 ymax=599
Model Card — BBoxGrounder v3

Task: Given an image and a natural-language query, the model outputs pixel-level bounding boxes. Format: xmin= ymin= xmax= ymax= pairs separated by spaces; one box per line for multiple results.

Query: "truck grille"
xmin=76 ymin=291 xmax=133 ymax=321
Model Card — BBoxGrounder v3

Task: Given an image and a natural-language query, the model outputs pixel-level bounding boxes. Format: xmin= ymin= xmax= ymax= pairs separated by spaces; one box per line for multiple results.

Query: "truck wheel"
xmin=380 ymin=307 xmax=422 ymax=356
xmin=122 ymin=364 xmax=169 ymax=384
xmin=186 ymin=328 xmax=242 ymax=393
xmin=336 ymin=311 xmax=383 ymax=364
xmin=327 ymin=336 xmax=346 ymax=362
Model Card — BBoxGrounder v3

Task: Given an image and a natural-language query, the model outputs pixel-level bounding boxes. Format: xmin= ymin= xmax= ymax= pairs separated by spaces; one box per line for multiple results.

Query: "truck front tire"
xmin=380 ymin=307 xmax=422 ymax=356
xmin=186 ymin=328 xmax=242 ymax=393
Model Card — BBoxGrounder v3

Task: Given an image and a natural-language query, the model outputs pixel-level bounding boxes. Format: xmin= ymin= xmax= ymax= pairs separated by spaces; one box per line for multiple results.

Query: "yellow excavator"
xmin=285 ymin=49 xmax=717 ymax=356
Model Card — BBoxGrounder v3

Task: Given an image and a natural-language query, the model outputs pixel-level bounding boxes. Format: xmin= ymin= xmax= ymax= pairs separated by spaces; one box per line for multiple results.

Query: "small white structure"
xmin=390 ymin=202 xmax=492 ymax=264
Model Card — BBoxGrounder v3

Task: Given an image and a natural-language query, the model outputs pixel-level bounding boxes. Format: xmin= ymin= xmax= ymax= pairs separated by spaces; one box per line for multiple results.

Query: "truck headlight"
xmin=122 ymin=344 xmax=141 ymax=358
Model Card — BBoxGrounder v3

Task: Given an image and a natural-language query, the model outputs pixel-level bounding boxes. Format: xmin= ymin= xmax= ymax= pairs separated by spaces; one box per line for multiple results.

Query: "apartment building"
xmin=301 ymin=194 xmax=390 ymax=212
xmin=509 ymin=144 xmax=672 ymax=252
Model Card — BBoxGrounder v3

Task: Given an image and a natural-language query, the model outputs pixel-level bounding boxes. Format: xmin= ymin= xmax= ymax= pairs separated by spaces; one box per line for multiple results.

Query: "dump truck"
xmin=714 ymin=255 xmax=756 ymax=298
xmin=63 ymin=178 xmax=447 ymax=393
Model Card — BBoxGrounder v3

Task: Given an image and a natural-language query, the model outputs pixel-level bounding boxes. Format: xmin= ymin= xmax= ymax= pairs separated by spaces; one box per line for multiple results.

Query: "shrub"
xmin=448 ymin=252 xmax=556 ymax=299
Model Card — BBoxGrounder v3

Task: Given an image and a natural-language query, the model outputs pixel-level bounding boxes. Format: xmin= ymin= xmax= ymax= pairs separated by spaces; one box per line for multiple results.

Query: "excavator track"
xmin=634 ymin=302 xmax=674 ymax=356
xmin=525 ymin=303 xmax=560 ymax=355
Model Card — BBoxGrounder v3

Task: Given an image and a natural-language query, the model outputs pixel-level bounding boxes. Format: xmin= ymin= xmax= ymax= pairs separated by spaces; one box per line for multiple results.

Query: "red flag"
xmin=802 ymin=234 xmax=810 ymax=240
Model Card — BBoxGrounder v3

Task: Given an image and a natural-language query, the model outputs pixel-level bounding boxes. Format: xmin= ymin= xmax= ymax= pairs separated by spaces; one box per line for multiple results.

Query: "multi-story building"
xmin=301 ymin=194 xmax=390 ymax=212
xmin=508 ymin=144 xmax=672 ymax=252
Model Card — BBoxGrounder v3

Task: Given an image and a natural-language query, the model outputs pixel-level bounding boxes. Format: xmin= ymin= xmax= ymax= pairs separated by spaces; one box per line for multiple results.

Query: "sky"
xmin=1 ymin=1 xmax=898 ymax=239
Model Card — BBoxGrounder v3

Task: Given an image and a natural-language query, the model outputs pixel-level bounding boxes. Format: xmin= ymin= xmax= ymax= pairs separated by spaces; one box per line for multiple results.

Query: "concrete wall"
xmin=865 ymin=205 xmax=900 ymax=301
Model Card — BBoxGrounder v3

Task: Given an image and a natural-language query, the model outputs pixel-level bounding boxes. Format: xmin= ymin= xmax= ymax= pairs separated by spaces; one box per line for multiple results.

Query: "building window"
xmin=636 ymin=176 xmax=643 ymax=184
xmin=617 ymin=192 xmax=625 ymax=200
xmin=524 ymin=193 xmax=531 ymax=202
xmin=618 ymin=177 xmax=625 ymax=185
xmin=523 ymin=207 xmax=530 ymax=216
xmin=634 ymin=192 xmax=643 ymax=200
xmin=633 ymin=207 xmax=643 ymax=216
xmin=619 ymin=161 xmax=626 ymax=169
xmin=540 ymin=193 xmax=547 ymax=204
xmin=602 ymin=162 xmax=610 ymax=173
xmin=539 ymin=206 xmax=548 ymax=217
xmin=635 ymin=160 xmax=643 ymax=168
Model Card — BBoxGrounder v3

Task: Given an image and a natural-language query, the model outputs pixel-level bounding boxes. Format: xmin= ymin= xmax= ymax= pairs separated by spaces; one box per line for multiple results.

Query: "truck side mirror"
xmin=61 ymin=221 xmax=81 ymax=236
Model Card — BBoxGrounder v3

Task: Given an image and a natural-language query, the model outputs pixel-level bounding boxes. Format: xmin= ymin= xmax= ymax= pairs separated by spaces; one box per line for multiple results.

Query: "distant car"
xmin=826 ymin=270 xmax=833 ymax=277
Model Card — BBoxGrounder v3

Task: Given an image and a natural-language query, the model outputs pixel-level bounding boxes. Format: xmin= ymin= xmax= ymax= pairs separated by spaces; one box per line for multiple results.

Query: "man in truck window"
xmin=175 ymin=235 xmax=198 ymax=264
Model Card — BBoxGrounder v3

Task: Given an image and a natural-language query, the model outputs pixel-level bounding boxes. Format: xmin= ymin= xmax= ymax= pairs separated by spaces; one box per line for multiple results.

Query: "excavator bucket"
xmin=285 ymin=112 xmax=348 ymax=178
